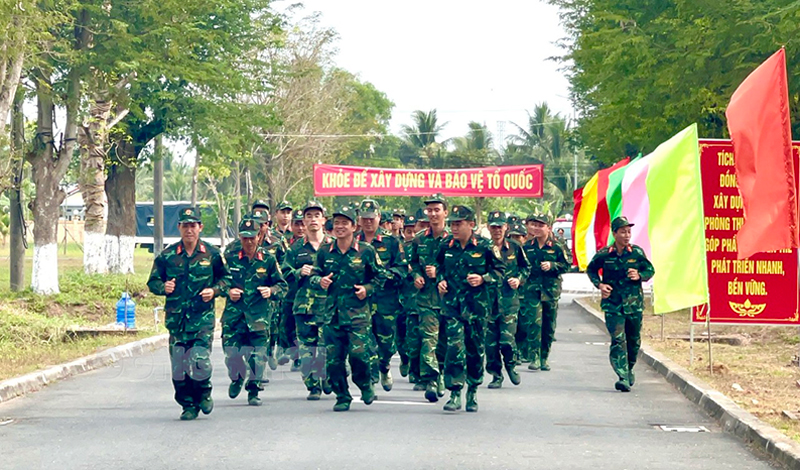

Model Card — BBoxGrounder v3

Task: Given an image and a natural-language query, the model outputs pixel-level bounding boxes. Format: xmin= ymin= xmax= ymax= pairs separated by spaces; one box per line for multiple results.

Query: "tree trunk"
xmin=245 ymin=166 xmax=252 ymax=208
xmin=191 ymin=152 xmax=199 ymax=207
xmin=105 ymin=139 xmax=136 ymax=274
xmin=232 ymin=161 xmax=241 ymax=234
xmin=79 ymin=97 xmax=112 ymax=274
xmin=9 ymin=92 xmax=25 ymax=291
xmin=0 ymin=29 xmax=26 ymax=142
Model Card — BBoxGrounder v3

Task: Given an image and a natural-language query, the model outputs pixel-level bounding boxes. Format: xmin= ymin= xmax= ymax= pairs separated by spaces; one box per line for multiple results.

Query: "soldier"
xmin=415 ymin=208 xmax=430 ymax=233
xmin=311 ymin=206 xmax=386 ymax=412
xmin=391 ymin=209 xmax=406 ymax=238
xmin=282 ymin=201 xmax=335 ymax=399
xmin=435 ymin=205 xmax=505 ymax=412
xmin=485 ymin=211 xmax=529 ymax=389
xmin=586 ymin=216 xmax=655 ymax=392
xmin=409 ymin=195 xmax=449 ymax=402
xmin=276 ymin=209 xmax=306 ymax=364
xmin=288 ymin=209 xmax=306 ymax=245
xmin=398 ymin=214 xmax=419 ymax=380
xmin=519 ymin=214 xmax=569 ymax=371
xmin=147 ymin=207 xmax=228 ymax=421
xmin=273 ymin=201 xmax=294 ymax=239
xmin=380 ymin=210 xmax=393 ymax=233
xmin=507 ymin=222 xmax=527 ymax=245
xmin=221 ymin=216 xmax=287 ymax=406
xmin=357 ymin=199 xmax=408 ymax=392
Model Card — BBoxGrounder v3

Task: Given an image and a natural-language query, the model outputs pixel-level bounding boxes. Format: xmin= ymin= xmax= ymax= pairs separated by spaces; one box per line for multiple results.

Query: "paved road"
xmin=0 ymin=297 xmax=777 ymax=469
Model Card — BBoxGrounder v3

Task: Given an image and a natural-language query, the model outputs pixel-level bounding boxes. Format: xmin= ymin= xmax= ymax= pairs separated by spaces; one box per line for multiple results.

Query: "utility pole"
xmin=233 ymin=161 xmax=241 ymax=233
xmin=153 ymin=134 xmax=164 ymax=256
xmin=9 ymin=93 xmax=25 ymax=291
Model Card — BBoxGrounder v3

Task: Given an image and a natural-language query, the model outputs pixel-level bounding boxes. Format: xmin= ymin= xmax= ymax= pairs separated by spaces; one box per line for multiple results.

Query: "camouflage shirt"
xmin=282 ymin=235 xmax=334 ymax=319
xmin=399 ymin=238 xmax=417 ymax=311
xmin=408 ymin=227 xmax=449 ymax=309
xmin=147 ymin=240 xmax=228 ymax=333
xmin=221 ymin=246 xmax=287 ymax=331
xmin=491 ymin=239 xmax=531 ymax=317
xmin=356 ymin=231 xmax=408 ymax=300
xmin=586 ymin=244 xmax=655 ymax=315
xmin=435 ymin=235 xmax=506 ymax=321
xmin=521 ymin=235 xmax=569 ymax=300
xmin=310 ymin=239 xmax=386 ymax=325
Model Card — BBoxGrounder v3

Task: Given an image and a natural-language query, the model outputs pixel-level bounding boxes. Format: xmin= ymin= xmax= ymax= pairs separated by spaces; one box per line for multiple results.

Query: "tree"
xmin=401 ymin=109 xmax=447 ymax=162
xmin=548 ymin=0 xmax=800 ymax=162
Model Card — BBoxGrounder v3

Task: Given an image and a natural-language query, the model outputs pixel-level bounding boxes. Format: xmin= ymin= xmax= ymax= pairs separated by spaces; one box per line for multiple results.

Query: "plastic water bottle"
xmin=116 ymin=293 xmax=137 ymax=329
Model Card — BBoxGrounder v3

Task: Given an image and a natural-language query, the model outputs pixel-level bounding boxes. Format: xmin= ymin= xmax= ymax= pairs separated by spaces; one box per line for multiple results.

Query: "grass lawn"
xmin=585 ymin=296 xmax=800 ymax=444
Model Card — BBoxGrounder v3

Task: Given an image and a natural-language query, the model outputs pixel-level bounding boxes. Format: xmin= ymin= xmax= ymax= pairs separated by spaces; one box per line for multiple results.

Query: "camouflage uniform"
xmin=398 ymin=214 xmax=419 ymax=381
xmin=485 ymin=213 xmax=530 ymax=386
xmin=283 ymin=230 xmax=334 ymax=395
xmin=311 ymin=207 xmax=386 ymax=409
xmin=147 ymin=208 xmax=228 ymax=416
xmin=221 ymin=218 xmax=287 ymax=401
xmin=519 ymin=215 xmax=569 ymax=370
xmin=586 ymin=216 xmax=655 ymax=390
xmin=435 ymin=205 xmax=505 ymax=411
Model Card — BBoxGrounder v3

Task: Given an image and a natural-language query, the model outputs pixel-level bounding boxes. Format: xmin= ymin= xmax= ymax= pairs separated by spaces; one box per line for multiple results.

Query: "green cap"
xmin=612 ymin=216 xmax=635 ymax=232
xmin=487 ymin=211 xmax=507 ymax=227
xmin=252 ymin=208 xmax=269 ymax=225
xmin=403 ymin=214 xmax=418 ymax=227
xmin=509 ymin=222 xmax=527 ymax=236
xmin=381 ymin=211 xmax=392 ymax=225
xmin=447 ymin=204 xmax=475 ymax=223
xmin=333 ymin=206 xmax=357 ymax=223
xmin=424 ymin=194 xmax=446 ymax=206
xmin=292 ymin=209 xmax=304 ymax=222
xmin=415 ymin=208 xmax=429 ymax=222
xmin=507 ymin=214 xmax=520 ymax=225
xmin=526 ymin=213 xmax=551 ymax=225
xmin=252 ymin=199 xmax=270 ymax=211
xmin=358 ymin=199 xmax=380 ymax=218
xmin=238 ymin=217 xmax=259 ymax=237
xmin=303 ymin=200 xmax=325 ymax=214
xmin=276 ymin=200 xmax=293 ymax=211
xmin=393 ymin=208 xmax=406 ymax=217
xmin=178 ymin=207 xmax=202 ymax=224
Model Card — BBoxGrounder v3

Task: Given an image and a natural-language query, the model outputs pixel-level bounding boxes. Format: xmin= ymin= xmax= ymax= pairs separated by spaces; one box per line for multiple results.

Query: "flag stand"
xmin=706 ymin=314 xmax=713 ymax=375
xmin=689 ymin=320 xmax=695 ymax=368
xmin=660 ymin=313 xmax=665 ymax=341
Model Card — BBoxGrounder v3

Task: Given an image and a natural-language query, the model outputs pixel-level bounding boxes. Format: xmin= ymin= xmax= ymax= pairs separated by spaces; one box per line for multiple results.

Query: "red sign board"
xmin=313 ymin=164 xmax=544 ymax=198
xmin=693 ymin=140 xmax=800 ymax=325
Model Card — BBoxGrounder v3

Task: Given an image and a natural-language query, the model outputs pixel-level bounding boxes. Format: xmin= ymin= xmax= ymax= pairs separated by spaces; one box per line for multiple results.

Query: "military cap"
xmin=303 ymin=200 xmax=325 ymax=214
xmin=507 ymin=214 xmax=520 ymax=225
xmin=252 ymin=199 xmax=270 ymax=211
xmin=251 ymin=208 xmax=269 ymax=225
xmin=611 ymin=216 xmax=635 ymax=232
xmin=403 ymin=214 xmax=418 ymax=227
xmin=276 ymin=200 xmax=293 ymax=211
xmin=292 ymin=209 xmax=304 ymax=222
xmin=178 ymin=207 xmax=202 ymax=224
xmin=238 ymin=217 xmax=259 ymax=237
xmin=358 ymin=199 xmax=380 ymax=218
xmin=424 ymin=194 xmax=447 ymax=206
xmin=393 ymin=208 xmax=406 ymax=217
xmin=333 ymin=205 xmax=357 ymax=223
xmin=509 ymin=222 xmax=527 ymax=236
xmin=415 ymin=208 xmax=429 ymax=222
xmin=487 ymin=211 xmax=508 ymax=227
xmin=447 ymin=204 xmax=475 ymax=223
xmin=381 ymin=211 xmax=392 ymax=225
xmin=526 ymin=213 xmax=551 ymax=225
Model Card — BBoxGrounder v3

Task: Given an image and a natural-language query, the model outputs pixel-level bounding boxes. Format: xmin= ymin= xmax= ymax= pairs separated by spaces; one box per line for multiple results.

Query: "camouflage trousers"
xmin=517 ymin=292 xmax=558 ymax=363
xmin=443 ymin=317 xmax=486 ymax=391
xmin=268 ymin=300 xmax=281 ymax=357
xmin=396 ymin=311 xmax=409 ymax=366
xmin=295 ymin=314 xmax=326 ymax=391
xmin=222 ymin=321 xmax=268 ymax=392
xmin=324 ymin=316 xmax=372 ymax=404
xmin=169 ymin=329 xmax=213 ymax=410
xmin=372 ymin=300 xmax=400 ymax=374
xmin=278 ymin=302 xmax=298 ymax=356
xmin=605 ymin=312 xmax=642 ymax=381
xmin=416 ymin=307 xmax=447 ymax=384
xmin=485 ymin=311 xmax=518 ymax=378
xmin=404 ymin=314 xmax=422 ymax=383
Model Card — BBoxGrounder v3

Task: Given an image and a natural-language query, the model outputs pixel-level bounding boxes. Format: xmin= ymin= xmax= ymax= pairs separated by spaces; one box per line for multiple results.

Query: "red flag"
xmin=593 ymin=158 xmax=630 ymax=251
xmin=726 ymin=48 xmax=799 ymax=259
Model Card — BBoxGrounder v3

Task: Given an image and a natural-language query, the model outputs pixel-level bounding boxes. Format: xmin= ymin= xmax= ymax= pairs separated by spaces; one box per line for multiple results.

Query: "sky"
xmin=286 ymin=0 xmax=575 ymax=146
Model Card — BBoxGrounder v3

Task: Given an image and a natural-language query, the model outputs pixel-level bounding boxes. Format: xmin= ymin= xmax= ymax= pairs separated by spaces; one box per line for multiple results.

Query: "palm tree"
xmin=401 ymin=109 xmax=447 ymax=159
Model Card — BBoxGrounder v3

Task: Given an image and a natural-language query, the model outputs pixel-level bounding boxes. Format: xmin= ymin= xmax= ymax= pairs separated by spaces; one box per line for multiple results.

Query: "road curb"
xmin=0 ymin=333 xmax=169 ymax=405
xmin=573 ymin=297 xmax=800 ymax=470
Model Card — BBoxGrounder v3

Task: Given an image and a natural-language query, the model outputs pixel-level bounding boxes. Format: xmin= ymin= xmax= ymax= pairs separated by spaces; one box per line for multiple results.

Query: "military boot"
xmin=425 ymin=381 xmax=439 ymax=403
xmin=528 ymin=351 xmax=540 ymax=370
xmin=487 ymin=375 xmax=503 ymax=389
xmin=199 ymin=396 xmax=214 ymax=415
xmin=540 ymin=356 xmax=551 ymax=371
xmin=507 ymin=367 xmax=521 ymax=385
xmin=333 ymin=399 xmax=351 ymax=412
xmin=179 ymin=407 xmax=199 ymax=421
xmin=267 ymin=354 xmax=278 ymax=371
xmin=465 ymin=386 xmax=478 ymax=412
xmin=228 ymin=379 xmax=244 ymax=399
xmin=628 ymin=368 xmax=636 ymax=386
xmin=322 ymin=379 xmax=333 ymax=395
xmin=248 ymin=391 xmax=262 ymax=406
xmin=361 ymin=385 xmax=376 ymax=405
xmin=307 ymin=387 xmax=322 ymax=401
xmin=437 ymin=374 xmax=446 ymax=397
xmin=615 ymin=378 xmax=631 ymax=392
xmin=399 ymin=362 xmax=410 ymax=378
xmin=443 ymin=390 xmax=462 ymax=412
xmin=380 ymin=370 xmax=394 ymax=392
xmin=413 ymin=382 xmax=427 ymax=392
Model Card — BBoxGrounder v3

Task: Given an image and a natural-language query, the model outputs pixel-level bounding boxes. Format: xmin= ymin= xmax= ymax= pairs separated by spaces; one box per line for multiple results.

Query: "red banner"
xmin=313 ymin=164 xmax=544 ymax=198
xmin=693 ymin=139 xmax=800 ymax=325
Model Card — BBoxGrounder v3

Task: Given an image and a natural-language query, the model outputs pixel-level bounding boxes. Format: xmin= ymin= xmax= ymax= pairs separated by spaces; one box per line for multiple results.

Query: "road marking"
xmin=363 ymin=399 xmax=436 ymax=406
xmin=0 ymin=418 xmax=15 ymax=426
xmin=657 ymin=425 xmax=710 ymax=433
xmin=585 ymin=342 xmax=610 ymax=346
